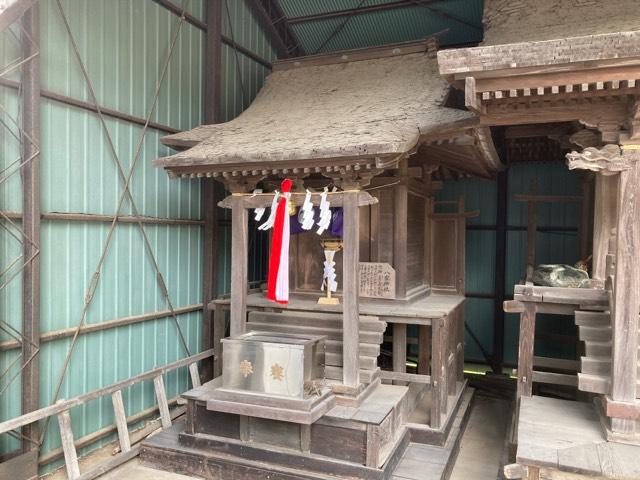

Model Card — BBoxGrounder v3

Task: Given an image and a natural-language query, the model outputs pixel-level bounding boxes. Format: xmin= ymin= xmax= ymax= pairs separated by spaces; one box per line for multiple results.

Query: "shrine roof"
xmin=438 ymin=0 xmax=640 ymax=77
xmin=154 ymin=39 xmax=502 ymax=179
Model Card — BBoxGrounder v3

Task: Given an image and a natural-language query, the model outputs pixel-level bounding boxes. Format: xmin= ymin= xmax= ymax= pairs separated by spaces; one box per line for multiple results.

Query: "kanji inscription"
xmin=359 ymin=262 xmax=395 ymax=299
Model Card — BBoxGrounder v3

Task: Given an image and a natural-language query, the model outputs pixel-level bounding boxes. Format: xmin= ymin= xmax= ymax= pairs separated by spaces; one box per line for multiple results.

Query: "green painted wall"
xmin=436 ymin=162 xmax=583 ymax=367
xmin=0 ymin=0 xmax=275 ymax=470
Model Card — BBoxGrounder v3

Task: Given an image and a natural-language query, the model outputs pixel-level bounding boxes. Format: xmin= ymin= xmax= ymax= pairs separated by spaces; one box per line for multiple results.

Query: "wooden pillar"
xmin=592 ymin=174 xmax=618 ymax=282
xmin=392 ymin=323 xmax=407 ymax=385
xmin=21 ymin=3 xmax=41 ymax=452
xmin=430 ymin=318 xmax=444 ymax=429
xmin=201 ymin=0 xmax=222 ymax=380
xmin=493 ymin=170 xmax=508 ymax=373
xmin=517 ymin=303 xmax=537 ymax=399
xmin=610 ymin=157 xmax=640 ymax=434
xmin=393 ymin=159 xmax=408 ymax=299
xmin=417 ymin=325 xmax=431 ymax=375
xmin=342 ymin=191 xmax=360 ymax=388
xmin=230 ymin=199 xmax=249 ymax=337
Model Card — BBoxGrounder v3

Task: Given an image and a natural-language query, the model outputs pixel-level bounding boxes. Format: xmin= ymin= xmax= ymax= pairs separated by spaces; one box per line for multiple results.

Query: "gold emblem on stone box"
xmin=270 ymin=363 xmax=285 ymax=381
xmin=239 ymin=360 xmax=253 ymax=378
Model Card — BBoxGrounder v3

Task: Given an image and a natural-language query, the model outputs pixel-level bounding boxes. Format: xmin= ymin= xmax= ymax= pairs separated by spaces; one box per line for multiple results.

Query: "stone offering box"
xmin=222 ymin=332 xmax=325 ymax=399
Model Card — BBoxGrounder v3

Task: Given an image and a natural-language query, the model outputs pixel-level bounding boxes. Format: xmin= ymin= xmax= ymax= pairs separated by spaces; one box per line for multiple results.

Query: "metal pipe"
xmin=20 ymin=2 xmax=41 ymax=452
xmin=1 ymin=211 xmax=203 ymax=225
xmin=0 ymin=304 xmax=203 ymax=352
xmin=150 ymin=0 xmax=273 ymax=68
xmin=0 ymin=77 xmax=180 ymax=134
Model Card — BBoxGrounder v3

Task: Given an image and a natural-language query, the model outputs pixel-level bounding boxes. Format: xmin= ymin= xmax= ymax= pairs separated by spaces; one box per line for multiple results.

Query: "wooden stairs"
xmin=246 ymin=310 xmax=386 ymax=385
xmin=577 ymin=310 xmax=640 ymax=396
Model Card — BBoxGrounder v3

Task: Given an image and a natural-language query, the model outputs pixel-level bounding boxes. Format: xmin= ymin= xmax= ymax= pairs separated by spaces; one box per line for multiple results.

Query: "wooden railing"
xmin=0 ymin=349 xmax=214 ymax=480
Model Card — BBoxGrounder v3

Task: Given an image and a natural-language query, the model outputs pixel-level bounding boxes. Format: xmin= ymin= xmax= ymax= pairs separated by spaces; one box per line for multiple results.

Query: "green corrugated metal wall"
xmin=436 ymin=162 xmax=583 ymax=367
xmin=0 ymin=0 xmax=274 ymax=469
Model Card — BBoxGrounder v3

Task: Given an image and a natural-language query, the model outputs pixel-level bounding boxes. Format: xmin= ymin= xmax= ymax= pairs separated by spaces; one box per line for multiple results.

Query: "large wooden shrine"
xmin=438 ymin=1 xmax=640 ymax=478
xmin=140 ymin=39 xmax=501 ymax=479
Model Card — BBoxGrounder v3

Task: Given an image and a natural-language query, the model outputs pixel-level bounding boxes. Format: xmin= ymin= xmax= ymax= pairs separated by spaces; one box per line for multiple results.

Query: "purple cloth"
xmin=288 ymin=207 xmax=344 ymax=238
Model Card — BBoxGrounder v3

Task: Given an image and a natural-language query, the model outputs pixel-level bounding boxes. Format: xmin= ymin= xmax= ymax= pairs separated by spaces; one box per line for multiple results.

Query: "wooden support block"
xmin=189 ymin=362 xmax=201 ymax=388
xmin=111 ymin=390 xmax=131 ymax=453
xmin=504 ymin=463 xmax=528 ymax=479
xmin=57 ymin=408 xmax=80 ymax=480
xmin=153 ymin=375 xmax=172 ymax=429
xmin=504 ymin=300 xmax=525 ymax=313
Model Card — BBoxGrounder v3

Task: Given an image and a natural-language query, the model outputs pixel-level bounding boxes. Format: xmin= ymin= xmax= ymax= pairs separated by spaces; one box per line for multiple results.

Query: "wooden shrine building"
xmin=438 ymin=0 xmax=640 ymax=478
xmin=141 ymin=39 xmax=502 ymax=479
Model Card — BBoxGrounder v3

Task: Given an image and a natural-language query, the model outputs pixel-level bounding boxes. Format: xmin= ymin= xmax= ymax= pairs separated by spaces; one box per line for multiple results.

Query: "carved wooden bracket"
xmin=566 ymin=144 xmax=640 ymax=175
xmin=221 ymin=174 xmax=265 ymax=193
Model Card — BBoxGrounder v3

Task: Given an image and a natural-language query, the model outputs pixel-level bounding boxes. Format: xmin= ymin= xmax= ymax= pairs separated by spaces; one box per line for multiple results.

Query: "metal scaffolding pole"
xmin=20 ymin=2 xmax=41 ymax=452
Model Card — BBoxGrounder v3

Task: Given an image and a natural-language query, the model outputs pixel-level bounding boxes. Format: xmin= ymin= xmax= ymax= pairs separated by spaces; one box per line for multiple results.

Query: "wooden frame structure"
xmin=142 ymin=39 xmax=503 ymax=479
xmin=438 ymin=0 xmax=640 ymax=477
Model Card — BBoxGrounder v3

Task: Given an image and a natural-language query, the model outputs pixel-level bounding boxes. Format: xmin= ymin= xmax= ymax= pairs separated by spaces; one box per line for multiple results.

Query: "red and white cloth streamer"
xmin=266 ymin=179 xmax=292 ymax=304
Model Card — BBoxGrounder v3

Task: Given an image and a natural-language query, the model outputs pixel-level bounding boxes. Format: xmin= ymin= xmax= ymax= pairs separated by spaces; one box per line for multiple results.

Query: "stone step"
xmin=248 ymin=310 xmax=387 ymax=333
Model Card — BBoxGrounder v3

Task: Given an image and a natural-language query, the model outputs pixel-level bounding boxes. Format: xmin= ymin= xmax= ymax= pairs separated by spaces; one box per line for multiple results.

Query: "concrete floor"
xmin=44 ymin=392 xmax=510 ymax=480
xmin=450 ymin=393 xmax=510 ymax=480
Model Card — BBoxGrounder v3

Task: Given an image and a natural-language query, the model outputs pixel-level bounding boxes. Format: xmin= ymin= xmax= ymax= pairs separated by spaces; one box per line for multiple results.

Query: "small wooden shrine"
xmin=140 ymin=39 xmax=502 ymax=479
xmin=438 ymin=1 xmax=640 ymax=478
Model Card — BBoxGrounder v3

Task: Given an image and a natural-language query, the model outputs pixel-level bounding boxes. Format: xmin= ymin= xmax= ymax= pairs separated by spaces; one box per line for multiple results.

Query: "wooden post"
xmin=153 ymin=375 xmax=172 ymax=429
xmin=57 ymin=409 xmax=80 ymax=479
xmin=430 ymin=318 xmax=443 ymax=429
xmin=201 ymin=0 xmax=222 ymax=381
xmin=230 ymin=199 xmax=249 ymax=337
xmin=592 ymin=174 xmax=618 ymax=282
xmin=111 ymin=390 xmax=131 ymax=453
xmin=493 ymin=170 xmax=508 ymax=373
xmin=417 ymin=325 xmax=431 ymax=375
xmin=213 ymin=302 xmax=225 ymax=377
xmin=392 ymin=323 xmax=407 ymax=385
xmin=610 ymin=158 xmax=640 ymax=434
xmin=342 ymin=190 xmax=360 ymax=388
xmin=393 ymin=159 xmax=408 ymax=298
xmin=21 ymin=2 xmax=41 ymax=452
xmin=517 ymin=303 xmax=537 ymax=399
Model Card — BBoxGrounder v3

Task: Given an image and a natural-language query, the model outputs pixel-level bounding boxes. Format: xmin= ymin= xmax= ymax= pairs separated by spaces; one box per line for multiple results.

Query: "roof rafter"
xmin=246 ymin=0 xmax=305 ymax=57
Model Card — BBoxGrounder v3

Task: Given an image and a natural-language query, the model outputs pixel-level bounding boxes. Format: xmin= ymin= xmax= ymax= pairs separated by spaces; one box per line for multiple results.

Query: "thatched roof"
xmin=483 ymin=0 xmax=640 ymax=46
xmin=155 ymin=40 xmax=501 ymax=179
xmin=438 ymin=0 xmax=640 ymax=76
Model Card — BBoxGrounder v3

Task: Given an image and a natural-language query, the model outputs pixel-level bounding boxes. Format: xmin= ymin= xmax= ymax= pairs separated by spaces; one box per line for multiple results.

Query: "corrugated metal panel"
xmin=436 ymin=161 xmax=583 ymax=365
xmin=279 ymin=0 xmax=483 ymax=53
xmin=0 ymin=0 xmax=274 ymax=468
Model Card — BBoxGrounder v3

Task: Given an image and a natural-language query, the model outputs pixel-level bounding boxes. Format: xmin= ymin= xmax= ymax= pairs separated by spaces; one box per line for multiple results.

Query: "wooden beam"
xmin=342 ymin=191 xmax=360 ymax=388
xmin=218 ymin=190 xmax=378 ymax=209
xmin=246 ymin=0 xmax=304 ymax=57
xmin=21 ymin=2 xmax=40 ymax=453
